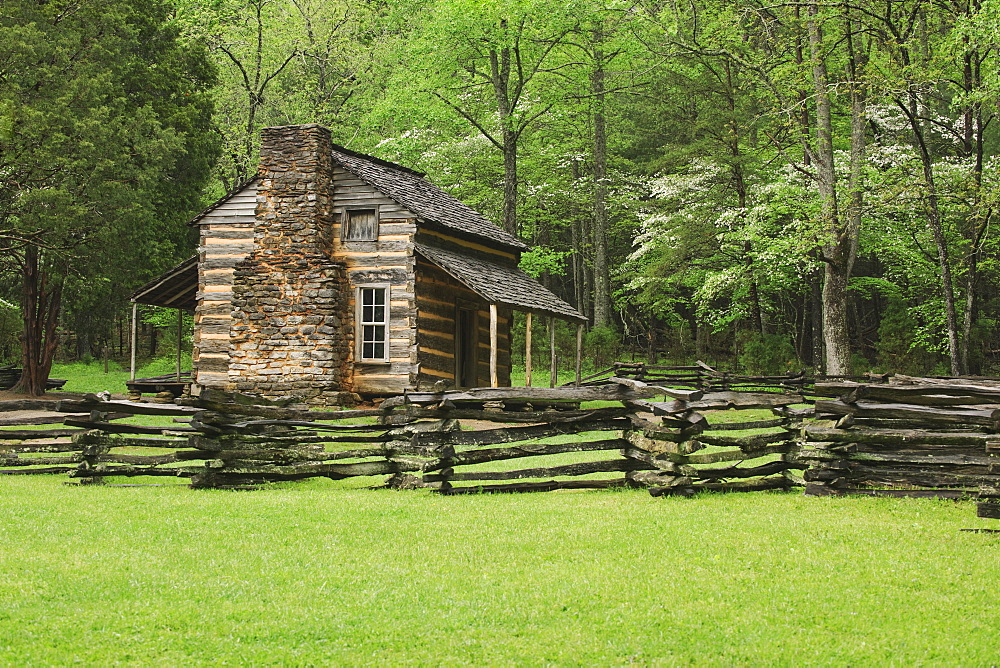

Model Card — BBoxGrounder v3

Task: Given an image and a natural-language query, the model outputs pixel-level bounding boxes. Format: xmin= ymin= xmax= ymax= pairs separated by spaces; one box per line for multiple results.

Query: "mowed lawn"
xmin=2 ymin=478 xmax=1000 ymax=665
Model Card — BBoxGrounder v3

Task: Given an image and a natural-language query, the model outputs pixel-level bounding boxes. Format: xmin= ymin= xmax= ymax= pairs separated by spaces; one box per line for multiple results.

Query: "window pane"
xmin=359 ymin=287 xmax=387 ymax=360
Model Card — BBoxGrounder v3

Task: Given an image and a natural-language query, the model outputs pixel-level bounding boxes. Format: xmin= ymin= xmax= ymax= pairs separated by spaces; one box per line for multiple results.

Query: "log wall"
xmin=193 ymin=181 xmax=257 ymax=388
xmin=331 ymin=166 xmax=418 ymax=395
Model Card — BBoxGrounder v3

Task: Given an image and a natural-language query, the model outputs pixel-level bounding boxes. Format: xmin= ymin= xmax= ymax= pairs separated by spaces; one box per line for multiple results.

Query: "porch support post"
xmin=549 ymin=317 xmax=557 ymax=388
xmin=489 ymin=303 xmax=498 ymax=388
xmin=524 ymin=312 xmax=533 ymax=387
xmin=129 ymin=302 xmax=138 ymax=382
xmin=176 ymin=309 xmax=183 ymax=381
xmin=576 ymin=322 xmax=584 ymax=387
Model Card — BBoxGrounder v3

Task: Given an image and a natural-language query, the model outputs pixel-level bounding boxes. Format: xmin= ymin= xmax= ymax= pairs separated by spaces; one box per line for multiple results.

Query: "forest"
xmin=2 ymin=0 xmax=1000 ymax=389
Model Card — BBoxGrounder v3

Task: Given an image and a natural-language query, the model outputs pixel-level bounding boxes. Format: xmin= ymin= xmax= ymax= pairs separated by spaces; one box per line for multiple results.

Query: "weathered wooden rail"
xmin=8 ymin=375 xmax=1000 ymax=515
xmin=801 ymin=377 xmax=1000 ymax=509
xmin=578 ymin=361 xmax=887 ymax=394
xmin=1 ymin=382 xmax=808 ymax=493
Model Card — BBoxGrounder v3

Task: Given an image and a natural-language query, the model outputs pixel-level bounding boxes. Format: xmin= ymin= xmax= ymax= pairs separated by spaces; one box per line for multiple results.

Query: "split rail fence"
xmin=4 ymin=373 xmax=1000 ymax=516
xmin=0 ymin=381 xmax=804 ymax=494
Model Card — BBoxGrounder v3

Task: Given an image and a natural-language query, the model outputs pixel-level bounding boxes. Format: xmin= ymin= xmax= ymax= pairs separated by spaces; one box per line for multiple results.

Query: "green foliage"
xmin=737 ymin=332 xmax=798 ymax=375
xmin=139 ymin=307 xmax=194 ymax=342
xmin=0 ymin=0 xmax=219 ymax=370
xmin=584 ymin=324 xmax=620 ymax=370
xmin=0 ymin=297 xmax=19 ymax=365
xmin=874 ymin=298 xmax=940 ymax=375
xmin=519 ymin=247 xmax=570 ymax=279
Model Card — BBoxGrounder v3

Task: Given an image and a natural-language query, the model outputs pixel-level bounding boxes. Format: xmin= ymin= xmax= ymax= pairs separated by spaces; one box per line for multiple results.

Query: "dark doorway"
xmin=455 ymin=305 xmax=478 ymax=388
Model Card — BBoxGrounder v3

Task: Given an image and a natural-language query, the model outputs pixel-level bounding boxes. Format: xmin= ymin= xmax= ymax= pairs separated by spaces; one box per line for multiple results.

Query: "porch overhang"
xmin=129 ymin=256 xmax=198 ymax=312
xmin=414 ymin=243 xmax=586 ymax=322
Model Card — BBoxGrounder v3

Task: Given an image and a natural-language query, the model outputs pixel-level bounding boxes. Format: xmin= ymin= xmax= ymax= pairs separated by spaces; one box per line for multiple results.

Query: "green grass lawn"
xmin=48 ymin=356 xmax=192 ymax=395
xmin=2 ymin=477 xmax=1000 ymax=664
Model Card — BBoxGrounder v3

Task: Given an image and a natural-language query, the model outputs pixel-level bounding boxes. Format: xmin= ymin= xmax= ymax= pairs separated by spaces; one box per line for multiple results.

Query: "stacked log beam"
xmin=804 ymin=379 xmax=1000 ymax=498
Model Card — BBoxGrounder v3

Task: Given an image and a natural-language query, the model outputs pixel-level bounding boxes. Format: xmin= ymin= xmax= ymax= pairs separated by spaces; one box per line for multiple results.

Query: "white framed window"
xmin=343 ymin=206 xmax=378 ymax=241
xmin=356 ymin=285 xmax=389 ymax=362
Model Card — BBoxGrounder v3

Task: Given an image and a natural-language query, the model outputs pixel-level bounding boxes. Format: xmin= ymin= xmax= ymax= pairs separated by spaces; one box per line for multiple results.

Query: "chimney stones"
xmin=227 ymin=124 xmax=352 ymax=405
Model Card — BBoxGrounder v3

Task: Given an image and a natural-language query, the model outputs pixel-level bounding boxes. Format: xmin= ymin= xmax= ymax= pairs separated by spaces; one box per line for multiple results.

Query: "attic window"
xmin=344 ymin=207 xmax=378 ymax=241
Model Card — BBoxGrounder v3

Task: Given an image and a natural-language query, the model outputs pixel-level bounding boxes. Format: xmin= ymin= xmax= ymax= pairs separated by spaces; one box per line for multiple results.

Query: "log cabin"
xmin=130 ymin=124 xmax=585 ymax=403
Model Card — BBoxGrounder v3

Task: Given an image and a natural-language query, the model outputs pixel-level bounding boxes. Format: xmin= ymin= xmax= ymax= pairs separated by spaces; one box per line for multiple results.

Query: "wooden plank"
xmin=815 ymin=380 xmax=1000 ymax=404
xmin=843 ymin=464 xmax=1000 ymax=488
xmin=689 ymin=460 xmax=797 ymax=480
xmin=56 ymin=400 xmax=201 ymax=417
xmin=525 ymin=312 xmax=533 ymax=387
xmin=0 ymin=431 xmax=80 ymax=442
xmin=803 ymin=426 xmax=994 ymax=446
xmin=705 ymin=417 xmax=787 ymax=431
xmin=63 ymin=419 xmax=197 ymax=435
xmin=0 ymin=455 xmax=81 ymax=466
xmin=0 ymin=466 xmax=78 ymax=476
xmin=406 ymin=405 xmax=629 ymax=424
xmin=415 ymin=419 xmax=630 ymax=447
xmin=683 ymin=444 xmax=791 ymax=465
xmin=693 ymin=475 xmax=790 ymax=492
xmin=447 ymin=438 xmax=628 ymax=468
xmin=0 ymin=414 xmax=89 ymax=426
xmin=815 ymin=400 xmax=999 ymax=426
xmin=696 ymin=431 xmax=792 ymax=449
xmin=437 ymin=459 xmax=643 ymax=482
xmin=489 ymin=303 xmax=498 ymax=388
xmin=403 ymin=384 xmax=671 ymax=405
xmin=440 ymin=479 xmax=627 ymax=494
xmin=689 ymin=392 xmax=803 ymax=409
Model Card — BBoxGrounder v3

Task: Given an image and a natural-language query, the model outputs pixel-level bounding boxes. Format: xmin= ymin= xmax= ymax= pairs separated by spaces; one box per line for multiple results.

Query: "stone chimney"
xmin=227 ymin=124 xmax=352 ymax=405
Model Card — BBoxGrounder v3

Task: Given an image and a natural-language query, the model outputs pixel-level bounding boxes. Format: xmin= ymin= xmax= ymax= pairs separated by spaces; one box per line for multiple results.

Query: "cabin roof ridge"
xmin=328 ymin=141 xmax=426 ymax=178
xmin=328 ymin=144 xmax=528 ymax=252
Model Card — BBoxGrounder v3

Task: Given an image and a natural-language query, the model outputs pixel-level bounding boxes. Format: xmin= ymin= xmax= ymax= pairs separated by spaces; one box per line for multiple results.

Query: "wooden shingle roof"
xmin=330 ymin=145 xmax=528 ymax=252
xmin=415 ymin=243 xmax=585 ymax=321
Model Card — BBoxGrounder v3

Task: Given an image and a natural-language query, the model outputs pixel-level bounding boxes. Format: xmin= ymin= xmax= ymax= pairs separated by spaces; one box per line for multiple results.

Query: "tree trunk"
xmin=812 ymin=268 xmax=824 ymax=372
xmin=500 ymin=130 xmax=518 ymax=236
xmin=903 ymin=98 xmax=961 ymax=376
xmin=591 ymin=33 xmax=611 ymax=328
xmin=12 ymin=247 xmax=63 ymax=396
xmin=807 ymin=5 xmax=853 ymax=376
xmin=490 ymin=39 xmax=519 ymax=237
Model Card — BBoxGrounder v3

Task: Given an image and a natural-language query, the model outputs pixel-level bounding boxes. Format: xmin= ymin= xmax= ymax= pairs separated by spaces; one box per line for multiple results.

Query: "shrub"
xmin=738 ymin=332 xmax=797 ymax=375
xmin=585 ymin=325 xmax=621 ymax=371
xmin=874 ymin=298 xmax=938 ymax=374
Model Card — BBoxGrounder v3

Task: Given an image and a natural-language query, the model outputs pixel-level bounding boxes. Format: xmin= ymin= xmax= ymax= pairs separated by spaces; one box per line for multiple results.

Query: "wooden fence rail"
xmin=8 ymin=375 xmax=1000 ymax=509
xmin=1 ymin=382 xmax=808 ymax=493
xmin=802 ymin=378 xmax=1000 ymax=505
